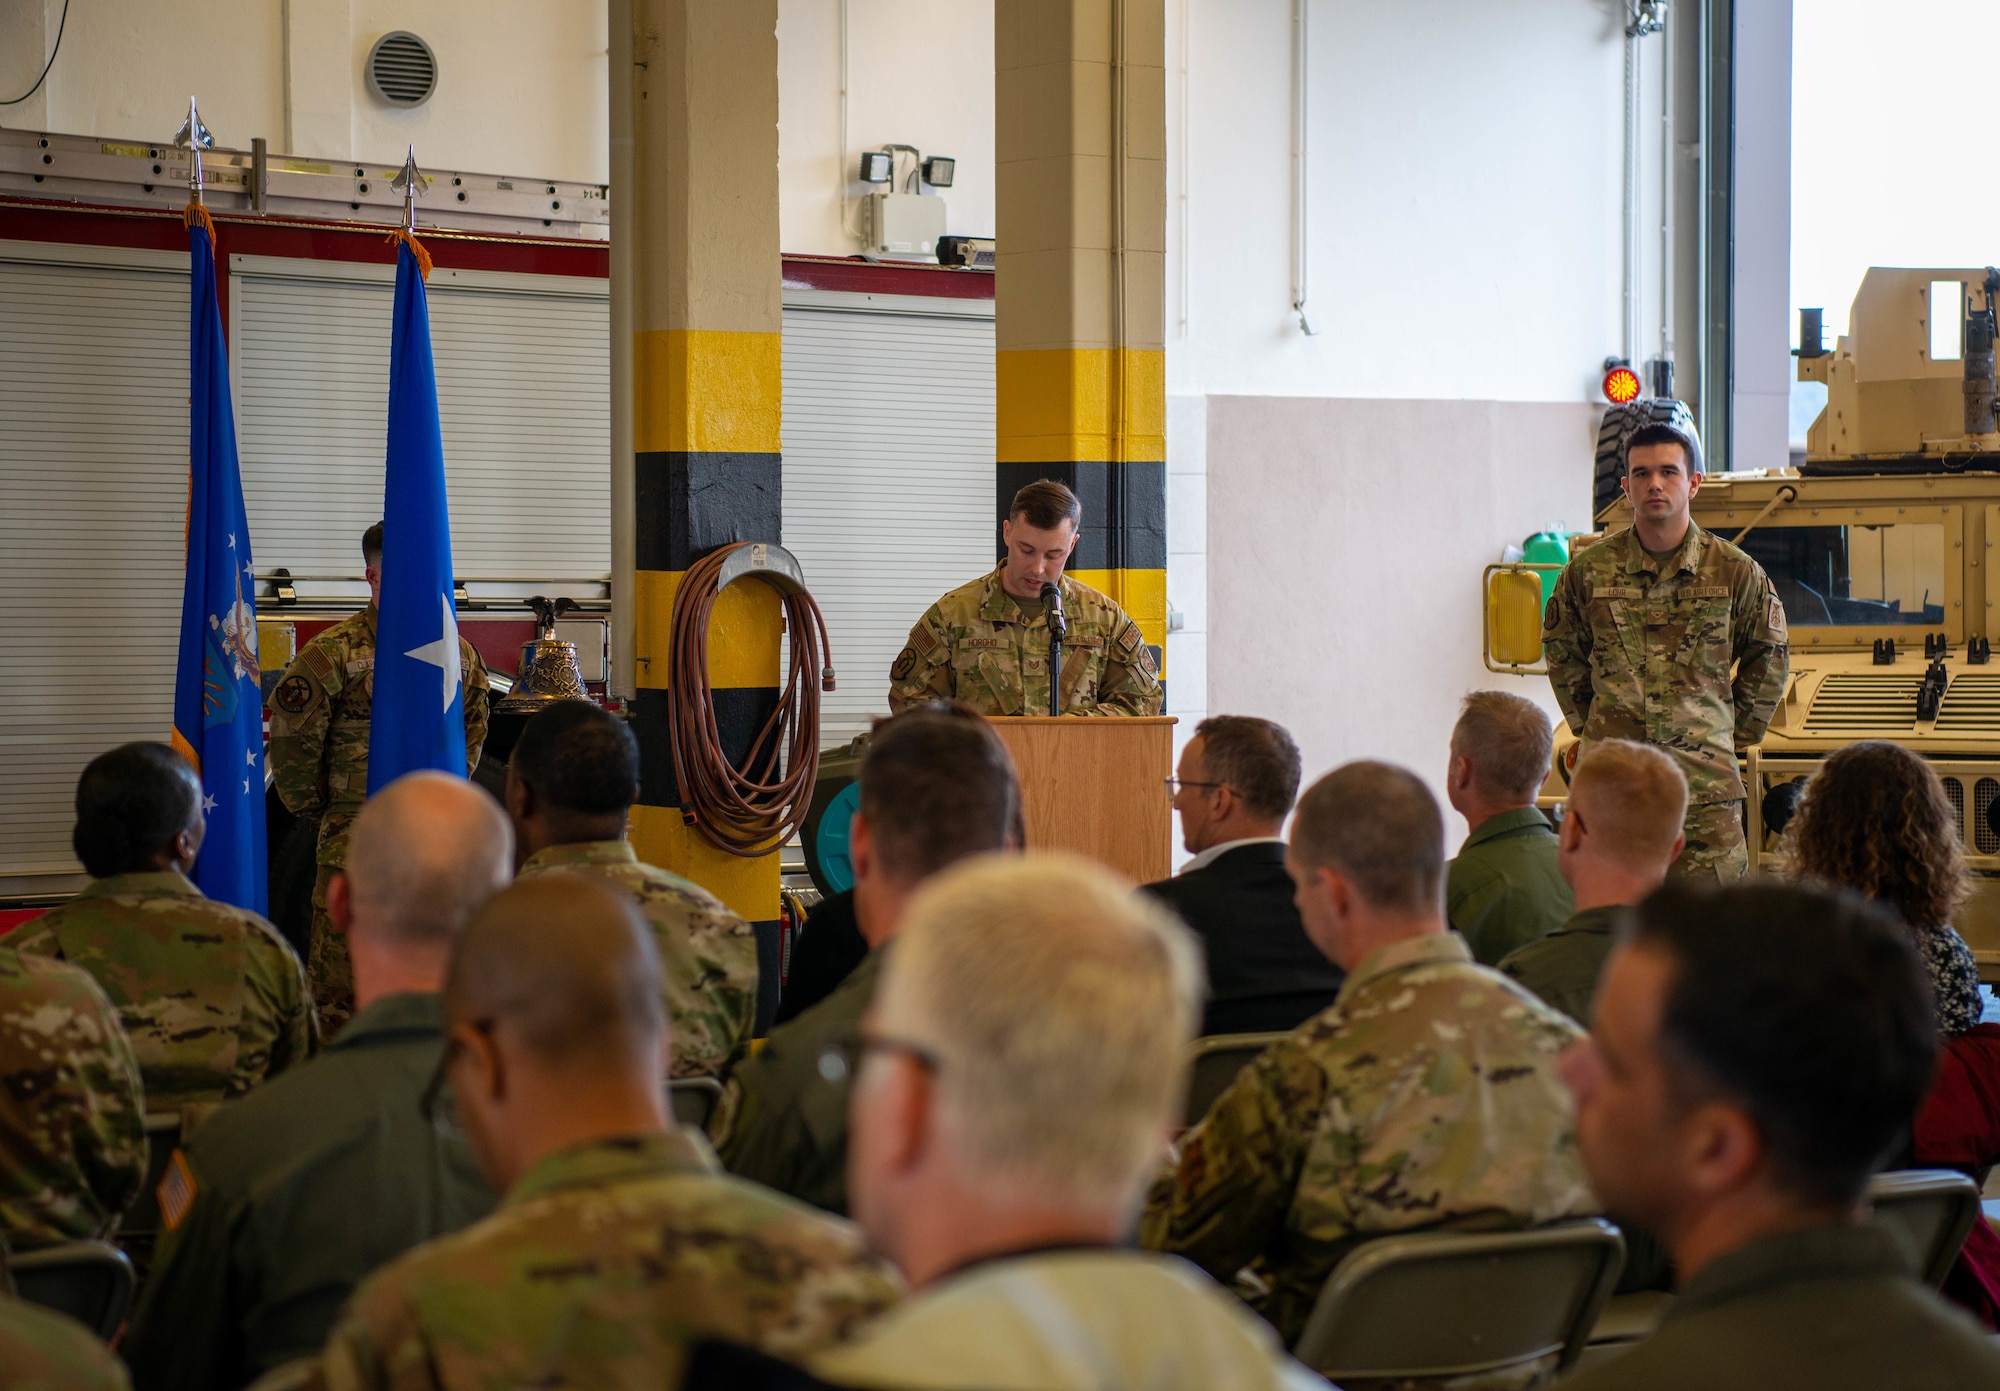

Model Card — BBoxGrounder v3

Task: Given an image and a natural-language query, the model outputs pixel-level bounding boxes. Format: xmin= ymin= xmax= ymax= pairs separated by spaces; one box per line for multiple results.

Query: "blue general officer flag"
xmin=368 ymin=235 xmax=468 ymax=793
xmin=172 ymin=209 xmax=268 ymax=914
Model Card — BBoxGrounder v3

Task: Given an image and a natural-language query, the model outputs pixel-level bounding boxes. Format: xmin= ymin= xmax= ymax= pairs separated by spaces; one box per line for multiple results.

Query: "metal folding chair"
xmin=1182 ymin=1031 xmax=1290 ymax=1126
xmin=10 ymin=1240 xmax=136 ymax=1340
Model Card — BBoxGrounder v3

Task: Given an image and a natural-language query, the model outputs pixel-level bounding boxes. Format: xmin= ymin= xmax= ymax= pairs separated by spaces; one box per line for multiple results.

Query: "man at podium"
xmin=887 ymin=480 xmax=1162 ymax=717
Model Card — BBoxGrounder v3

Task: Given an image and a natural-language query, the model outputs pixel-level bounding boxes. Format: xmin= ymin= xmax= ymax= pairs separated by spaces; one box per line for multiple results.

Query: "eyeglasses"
xmin=816 ymin=1030 xmax=943 ymax=1086
xmin=1163 ymin=777 xmax=1225 ymax=797
xmin=419 ymin=1018 xmax=495 ymax=1140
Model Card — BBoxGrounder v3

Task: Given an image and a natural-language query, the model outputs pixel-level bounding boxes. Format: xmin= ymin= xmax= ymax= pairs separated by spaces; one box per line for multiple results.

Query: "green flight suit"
xmin=709 ymin=950 xmax=883 ymax=1216
xmin=317 ymin=1131 xmax=901 ymax=1391
xmin=1497 ymin=903 xmax=1623 ymax=1027
xmin=1445 ymin=808 xmax=1573 ymax=965
xmin=1558 ymin=1224 xmax=2000 ymax=1390
xmin=122 ymin=993 xmax=494 ymax=1391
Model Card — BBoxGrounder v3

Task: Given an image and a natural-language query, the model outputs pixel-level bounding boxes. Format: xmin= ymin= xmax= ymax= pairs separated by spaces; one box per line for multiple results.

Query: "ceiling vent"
xmin=366 ymin=32 xmax=438 ymax=108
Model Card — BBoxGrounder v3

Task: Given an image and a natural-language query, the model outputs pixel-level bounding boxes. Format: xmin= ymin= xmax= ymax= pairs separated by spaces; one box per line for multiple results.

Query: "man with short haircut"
xmin=814 ymin=853 xmax=1325 ymax=1391
xmin=125 ymin=773 xmax=510 ymax=1391
xmin=17 ymin=743 xmax=313 ymax=1118
xmin=1501 ymin=739 xmax=1687 ymax=1025
xmin=1141 ymin=761 xmax=1594 ymax=1345
xmin=507 ymin=701 xmax=756 ymax=1079
xmin=887 ymin=480 xmax=1161 ymax=716
xmin=1557 ymin=884 xmax=2000 ymax=1389
xmin=711 ymin=705 xmax=1019 ymax=1215
xmin=1543 ymin=421 xmax=1790 ymax=882
xmin=1444 ymin=690 xmax=1572 ymax=964
xmin=316 ymin=875 xmax=900 ymax=1390
xmin=268 ymin=521 xmax=491 ymax=1037
xmin=1144 ymin=716 xmax=1343 ymax=1035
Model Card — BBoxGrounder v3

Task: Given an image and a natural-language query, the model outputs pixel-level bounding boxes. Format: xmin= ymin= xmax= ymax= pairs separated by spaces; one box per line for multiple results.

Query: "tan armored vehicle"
xmin=1486 ymin=267 xmax=2000 ymax=979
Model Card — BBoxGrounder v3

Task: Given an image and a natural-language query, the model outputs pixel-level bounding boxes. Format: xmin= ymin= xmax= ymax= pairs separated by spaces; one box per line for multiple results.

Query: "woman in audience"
xmin=1784 ymin=741 xmax=1982 ymax=1035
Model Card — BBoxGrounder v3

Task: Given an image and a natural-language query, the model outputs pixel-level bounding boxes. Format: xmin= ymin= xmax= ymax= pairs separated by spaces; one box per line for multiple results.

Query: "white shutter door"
xmin=0 ymin=245 xmax=190 ymax=892
xmin=233 ymin=260 xmax=609 ymax=592
xmin=780 ymin=295 xmax=995 ymax=747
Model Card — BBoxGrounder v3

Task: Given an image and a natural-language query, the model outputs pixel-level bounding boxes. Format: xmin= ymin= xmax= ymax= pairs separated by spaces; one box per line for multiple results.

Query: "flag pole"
xmin=388 ymin=146 xmax=433 ymax=279
xmin=174 ymin=96 xmax=215 ymax=237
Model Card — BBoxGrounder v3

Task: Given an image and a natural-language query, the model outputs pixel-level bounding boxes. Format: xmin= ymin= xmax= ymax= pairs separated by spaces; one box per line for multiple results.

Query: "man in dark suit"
xmin=1143 ymin=716 xmax=1343 ymax=1036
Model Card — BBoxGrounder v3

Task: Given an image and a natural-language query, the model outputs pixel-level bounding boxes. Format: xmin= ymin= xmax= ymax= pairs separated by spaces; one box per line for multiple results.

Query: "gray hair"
xmin=345 ymin=771 xmax=513 ymax=946
xmin=1452 ymin=691 xmax=1555 ymax=802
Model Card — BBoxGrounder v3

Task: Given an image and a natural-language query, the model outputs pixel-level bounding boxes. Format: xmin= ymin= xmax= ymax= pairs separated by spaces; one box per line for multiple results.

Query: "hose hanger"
xmin=668 ymin=542 xmax=835 ymax=857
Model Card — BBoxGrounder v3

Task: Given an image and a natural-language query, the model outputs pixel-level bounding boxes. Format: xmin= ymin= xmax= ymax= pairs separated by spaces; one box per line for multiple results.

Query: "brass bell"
xmin=495 ymin=596 xmax=589 ymax=713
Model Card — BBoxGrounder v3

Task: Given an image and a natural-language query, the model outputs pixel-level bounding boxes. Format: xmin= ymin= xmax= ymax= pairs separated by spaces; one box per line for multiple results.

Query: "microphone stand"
xmin=1041 ymin=581 xmax=1067 ymax=717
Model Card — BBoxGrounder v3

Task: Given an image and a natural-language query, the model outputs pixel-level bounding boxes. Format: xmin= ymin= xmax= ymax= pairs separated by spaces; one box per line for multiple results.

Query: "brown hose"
xmin=668 ymin=543 xmax=834 ymax=857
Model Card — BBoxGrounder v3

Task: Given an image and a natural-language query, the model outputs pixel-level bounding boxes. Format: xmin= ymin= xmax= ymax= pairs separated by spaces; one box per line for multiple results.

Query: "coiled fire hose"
xmin=668 ymin=542 xmax=835 ymax=856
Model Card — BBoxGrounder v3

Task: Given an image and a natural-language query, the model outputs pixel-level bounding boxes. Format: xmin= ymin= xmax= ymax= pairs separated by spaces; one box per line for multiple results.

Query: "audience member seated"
xmin=1909 ymin=1020 xmax=2000 ymax=1326
xmin=1499 ymin=738 xmax=1687 ymax=1025
xmin=1443 ymin=692 xmax=1572 ymax=964
xmin=124 ymin=772 xmax=510 ymax=1391
xmin=711 ymin=704 xmax=1018 ymax=1215
xmin=0 ymin=1282 xmax=128 ymax=1391
xmin=1140 ymin=761 xmax=1593 ymax=1345
xmin=812 ymin=853 xmax=1327 ymax=1391
xmin=13 ymin=744 xmax=314 ymax=1118
xmin=1784 ymin=741 xmax=1985 ymax=1037
xmin=1555 ymin=882 xmax=2000 ymax=1390
xmin=506 ymin=701 xmax=757 ymax=1078
xmin=1143 ymin=716 xmax=1344 ymax=1035
xmin=314 ymin=874 xmax=900 ymax=1390
xmin=0 ymin=935 xmax=143 ymax=1252
xmin=775 ymin=888 xmax=867 ymax=1026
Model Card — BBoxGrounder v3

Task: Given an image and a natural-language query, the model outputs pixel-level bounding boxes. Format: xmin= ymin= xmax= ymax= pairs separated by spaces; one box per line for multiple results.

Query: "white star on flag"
xmin=242 ymin=778 xmax=250 ymax=793
xmin=203 ymin=794 xmax=217 ymax=813
xmin=227 ymin=533 xmax=236 ymax=549
xmin=246 ymin=748 xmax=257 ymax=766
xmin=405 ymin=591 xmax=464 ymax=714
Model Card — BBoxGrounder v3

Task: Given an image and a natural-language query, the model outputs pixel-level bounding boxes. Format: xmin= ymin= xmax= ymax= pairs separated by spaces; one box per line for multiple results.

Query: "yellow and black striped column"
xmin=621 ymin=0 xmax=785 ymax=1023
xmin=995 ymin=0 xmax=1167 ymax=678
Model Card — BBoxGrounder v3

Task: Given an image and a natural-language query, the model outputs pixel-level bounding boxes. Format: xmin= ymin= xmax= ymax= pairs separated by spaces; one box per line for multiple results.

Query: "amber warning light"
xmin=1602 ymin=365 xmax=1642 ymax=404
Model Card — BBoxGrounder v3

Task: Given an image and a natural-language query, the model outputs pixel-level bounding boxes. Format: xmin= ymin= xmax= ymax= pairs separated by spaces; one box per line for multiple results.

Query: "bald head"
xmin=345 ymin=772 xmax=513 ymax=947
xmin=444 ymin=874 xmax=664 ymax=1067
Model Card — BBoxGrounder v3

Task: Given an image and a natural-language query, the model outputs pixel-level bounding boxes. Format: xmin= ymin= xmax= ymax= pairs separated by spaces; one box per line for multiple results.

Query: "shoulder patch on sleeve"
xmin=891 ymin=647 xmax=918 ymax=681
xmin=1139 ymin=643 xmax=1160 ymax=678
xmin=911 ymin=620 xmax=941 ymax=657
xmin=159 ymin=1148 xmax=198 ymax=1232
xmin=274 ymin=673 xmax=318 ymax=716
xmin=301 ymin=642 xmax=338 ymax=686
xmin=1115 ymin=622 xmax=1143 ymax=657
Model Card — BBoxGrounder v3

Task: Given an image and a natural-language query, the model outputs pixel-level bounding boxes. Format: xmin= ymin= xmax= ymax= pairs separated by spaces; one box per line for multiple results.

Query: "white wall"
xmin=776 ymin=0 xmax=995 ymax=255
xmin=0 ymin=0 xmax=607 ymax=182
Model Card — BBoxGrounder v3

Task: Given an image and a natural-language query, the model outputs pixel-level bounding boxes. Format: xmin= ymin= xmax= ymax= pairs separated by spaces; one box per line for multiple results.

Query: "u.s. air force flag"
xmin=172 ymin=209 xmax=267 ymax=914
xmin=367 ymin=234 xmax=468 ymax=793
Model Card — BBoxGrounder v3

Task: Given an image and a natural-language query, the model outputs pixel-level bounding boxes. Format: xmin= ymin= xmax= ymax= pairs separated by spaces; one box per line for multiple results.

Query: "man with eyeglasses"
xmin=709 ymin=704 xmax=1019 ymax=1216
xmin=1144 ymin=716 xmax=1342 ymax=1036
xmin=807 ymin=853 xmax=1327 ymax=1390
xmin=314 ymin=873 xmax=900 ymax=1390
xmin=125 ymin=772 xmax=509 ymax=1391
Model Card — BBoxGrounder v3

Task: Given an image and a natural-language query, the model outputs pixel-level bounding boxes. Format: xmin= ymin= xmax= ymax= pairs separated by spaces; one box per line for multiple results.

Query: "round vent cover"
xmin=366 ymin=31 xmax=437 ymax=107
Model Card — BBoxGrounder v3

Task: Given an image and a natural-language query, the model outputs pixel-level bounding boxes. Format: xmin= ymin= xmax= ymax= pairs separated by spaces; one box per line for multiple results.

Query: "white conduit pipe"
xmin=1291 ymin=0 xmax=1317 ymax=335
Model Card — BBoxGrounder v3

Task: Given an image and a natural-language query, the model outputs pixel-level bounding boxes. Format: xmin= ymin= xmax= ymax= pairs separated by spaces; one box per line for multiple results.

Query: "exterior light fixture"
xmin=920 ymin=156 xmax=955 ymax=188
xmin=858 ymin=151 xmax=893 ymax=184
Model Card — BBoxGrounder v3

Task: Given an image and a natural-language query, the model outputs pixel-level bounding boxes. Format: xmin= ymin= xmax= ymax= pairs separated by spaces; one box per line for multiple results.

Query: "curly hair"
xmin=1782 ymin=741 xmax=1970 ymax=930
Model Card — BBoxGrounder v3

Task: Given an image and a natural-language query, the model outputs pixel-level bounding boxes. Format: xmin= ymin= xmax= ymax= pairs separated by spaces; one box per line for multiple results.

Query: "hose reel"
xmin=667 ymin=542 xmax=834 ymax=857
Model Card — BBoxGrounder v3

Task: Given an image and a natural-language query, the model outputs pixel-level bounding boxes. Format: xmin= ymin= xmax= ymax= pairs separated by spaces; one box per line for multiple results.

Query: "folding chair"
xmin=1292 ymin=1220 xmax=1625 ymax=1388
xmin=10 ymin=1241 xmax=136 ymax=1340
xmin=1869 ymin=1168 xmax=1981 ymax=1287
xmin=1182 ymin=1032 xmax=1290 ymax=1126
xmin=670 ymin=1076 xmax=726 ymax=1130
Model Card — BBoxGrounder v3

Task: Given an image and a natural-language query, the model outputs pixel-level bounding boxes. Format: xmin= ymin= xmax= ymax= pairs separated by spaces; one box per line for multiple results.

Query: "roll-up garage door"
xmin=0 ymin=242 xmax=190 ymax=893
xmin=780 ymin=289 xmax=995 ymax=748
xmin=230 ymin=257 xmax=609 ymax=597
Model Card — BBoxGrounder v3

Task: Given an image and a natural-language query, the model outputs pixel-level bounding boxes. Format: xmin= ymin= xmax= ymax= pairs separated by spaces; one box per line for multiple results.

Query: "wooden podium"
xmin=984 ymin=716 xmax=1177 ymax=885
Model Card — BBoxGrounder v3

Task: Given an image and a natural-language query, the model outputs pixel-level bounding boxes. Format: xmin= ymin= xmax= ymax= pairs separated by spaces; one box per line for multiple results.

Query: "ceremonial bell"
xmin=495 ymin=596 xmax=588 ymax=713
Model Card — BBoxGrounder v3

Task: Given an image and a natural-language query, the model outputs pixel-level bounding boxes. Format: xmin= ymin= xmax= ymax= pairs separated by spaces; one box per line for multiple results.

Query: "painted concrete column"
xmin=995 ymin=0 xmax=1168 ymax=672
xmin=618 ymin=0 xmax=784 ymax=1016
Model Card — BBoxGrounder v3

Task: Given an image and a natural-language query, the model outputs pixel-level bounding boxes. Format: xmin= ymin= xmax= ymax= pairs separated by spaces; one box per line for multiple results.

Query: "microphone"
xmin=1040 ymin=581 xmax=1067 ymax=640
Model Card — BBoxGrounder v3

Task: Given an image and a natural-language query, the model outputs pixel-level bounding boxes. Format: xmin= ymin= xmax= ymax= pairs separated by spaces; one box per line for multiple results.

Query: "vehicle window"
xmin=1736 ymin=523 xmax=1945 ymax=626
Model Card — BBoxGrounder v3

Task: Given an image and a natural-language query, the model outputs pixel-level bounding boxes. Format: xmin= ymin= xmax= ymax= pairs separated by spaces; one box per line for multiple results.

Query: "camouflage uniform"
xmin=0 ymin=947 xmax=146 ymax=1250
xmin=888 ymin=566 xmax=1162 ymax=716
xmin=1139 ymin=933 xmax=1594 ymax=1346
xmin=315 ymin=1130 xmax=902 ymax=1391
xmin=515 ymin=842 xmax=757 ymax=1080
xmin=267 ymin=604 xmax=489 ymax=1035
xmin=0 ymin=1292 xmax=131 ymax=1391
xmin=11 ymin=872 xmax=315 ymax=1116
xmin=1542 ymin=523 xmax=1789 ymax=882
